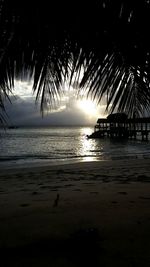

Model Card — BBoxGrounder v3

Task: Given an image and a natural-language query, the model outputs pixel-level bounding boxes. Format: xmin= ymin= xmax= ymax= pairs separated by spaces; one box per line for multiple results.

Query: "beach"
xmin=1 ymin=159 xmax=150 ymax=266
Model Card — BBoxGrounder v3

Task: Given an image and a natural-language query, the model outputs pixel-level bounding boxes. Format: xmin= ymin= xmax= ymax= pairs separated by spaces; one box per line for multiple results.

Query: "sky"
xmin=4 ymin=80 xmax=107 ymax=127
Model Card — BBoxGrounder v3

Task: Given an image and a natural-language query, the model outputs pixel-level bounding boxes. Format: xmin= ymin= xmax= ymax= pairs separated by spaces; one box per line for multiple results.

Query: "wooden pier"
xmin=88 ymin=113 xmax=150 ymax=141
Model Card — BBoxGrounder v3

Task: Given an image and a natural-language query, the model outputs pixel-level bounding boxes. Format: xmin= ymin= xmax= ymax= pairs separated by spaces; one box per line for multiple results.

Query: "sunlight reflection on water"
xmin=78 ymin=127 xmax=103 ymax=162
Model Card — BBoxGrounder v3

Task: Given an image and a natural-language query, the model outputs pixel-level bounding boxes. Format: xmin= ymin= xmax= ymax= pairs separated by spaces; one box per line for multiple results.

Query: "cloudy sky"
xmin=4 ymin=80 xmax=107 ymax=126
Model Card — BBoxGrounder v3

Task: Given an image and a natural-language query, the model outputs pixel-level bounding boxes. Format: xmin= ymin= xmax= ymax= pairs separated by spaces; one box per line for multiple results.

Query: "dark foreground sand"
xmin=1 ymin=159 xmax=150 ymax=266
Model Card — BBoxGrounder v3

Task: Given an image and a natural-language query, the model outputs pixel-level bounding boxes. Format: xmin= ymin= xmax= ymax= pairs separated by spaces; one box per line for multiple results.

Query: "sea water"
xmin=0 ymin=126 xmax=150 ymax=168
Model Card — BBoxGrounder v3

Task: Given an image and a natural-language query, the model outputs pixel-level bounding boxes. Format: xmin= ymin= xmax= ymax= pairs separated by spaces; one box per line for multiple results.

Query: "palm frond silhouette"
xmin=0 ymin=0 xmax=150 ymax=122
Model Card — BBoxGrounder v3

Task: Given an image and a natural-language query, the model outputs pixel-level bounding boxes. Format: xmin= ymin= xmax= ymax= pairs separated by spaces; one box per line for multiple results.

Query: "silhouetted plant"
xmin=0 ymin=0 xmax=150 ymax=122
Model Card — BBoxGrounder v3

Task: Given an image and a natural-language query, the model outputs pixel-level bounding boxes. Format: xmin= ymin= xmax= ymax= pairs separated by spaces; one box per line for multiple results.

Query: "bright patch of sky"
xmin=14 ymin=80 xmax=34 ymax=98
xmin=7 ymin=79 xmax=107 ymax=126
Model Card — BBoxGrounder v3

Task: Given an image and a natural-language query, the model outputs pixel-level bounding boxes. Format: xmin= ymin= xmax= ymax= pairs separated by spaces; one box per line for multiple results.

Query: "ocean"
xmin=0 ymin=126 xmax=150 ymax=168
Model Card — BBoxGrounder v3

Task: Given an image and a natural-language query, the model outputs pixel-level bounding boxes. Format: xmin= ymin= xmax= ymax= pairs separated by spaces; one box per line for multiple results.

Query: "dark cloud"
xmin=4 ymin=95 xmax=97 ymax=126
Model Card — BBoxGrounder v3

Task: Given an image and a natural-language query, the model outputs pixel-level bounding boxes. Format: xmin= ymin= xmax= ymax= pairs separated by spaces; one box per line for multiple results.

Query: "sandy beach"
xmin=1 ymin=159 xmax=150 ymax=266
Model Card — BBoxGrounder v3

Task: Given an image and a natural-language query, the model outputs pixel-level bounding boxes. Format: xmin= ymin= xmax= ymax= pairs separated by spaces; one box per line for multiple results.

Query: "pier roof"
xmin=97 ymin=113 xmax=150 ymax=124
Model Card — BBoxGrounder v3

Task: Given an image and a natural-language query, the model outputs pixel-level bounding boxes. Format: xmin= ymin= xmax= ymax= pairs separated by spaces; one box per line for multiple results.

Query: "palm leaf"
xmin=0 ymin=1 xmax=150 ymax=120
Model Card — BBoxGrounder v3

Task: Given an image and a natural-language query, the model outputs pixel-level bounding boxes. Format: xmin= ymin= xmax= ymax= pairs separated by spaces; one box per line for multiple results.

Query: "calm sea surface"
xmin=0 ymin=126 xmax=150 ymax=168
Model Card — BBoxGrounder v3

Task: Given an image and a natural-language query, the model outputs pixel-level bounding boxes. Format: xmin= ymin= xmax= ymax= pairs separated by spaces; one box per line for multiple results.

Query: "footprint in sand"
xmin=32 ymin=191 xmax=38 ymax=195
xmin=139 ymin=196 xmax=150 ymax=200
xmin=111 ymin=201 xmax=118 ymax=204
xmin=118 ymin=191 xmax=128 ymax=195
xmin=20 ymin=203 xmax=30 ymax=207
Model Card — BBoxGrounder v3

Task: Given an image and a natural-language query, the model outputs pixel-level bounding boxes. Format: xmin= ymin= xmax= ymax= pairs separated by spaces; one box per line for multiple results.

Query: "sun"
xmin=77 ymin=99 xmax=99 ymax=119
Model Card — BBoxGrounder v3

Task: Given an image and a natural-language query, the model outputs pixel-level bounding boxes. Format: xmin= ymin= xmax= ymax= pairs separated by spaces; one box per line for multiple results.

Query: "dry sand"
xmin=1 ymin=159 xmax=150 ymax=266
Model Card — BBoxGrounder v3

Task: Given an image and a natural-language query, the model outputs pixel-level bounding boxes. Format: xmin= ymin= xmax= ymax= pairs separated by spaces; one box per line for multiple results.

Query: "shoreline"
xmin=0 ymin=156 xmax=150 ymax=175
xmin=0 ymin=155 xmax=150 ymax=172
xmin=1 ymin=159 xmax=150 ymax=265
xmin=0 ymin=149 xmax=150 ymax=172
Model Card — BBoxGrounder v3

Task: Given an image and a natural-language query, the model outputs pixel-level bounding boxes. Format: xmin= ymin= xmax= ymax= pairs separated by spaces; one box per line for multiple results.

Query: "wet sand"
xmin=1 ymin=159 xmax=150 ymax=266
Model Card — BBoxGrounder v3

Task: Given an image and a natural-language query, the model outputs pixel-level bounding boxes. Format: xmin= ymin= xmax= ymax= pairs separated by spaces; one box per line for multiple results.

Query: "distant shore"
xmin=1 ymin=159 xmax=150 ymax=266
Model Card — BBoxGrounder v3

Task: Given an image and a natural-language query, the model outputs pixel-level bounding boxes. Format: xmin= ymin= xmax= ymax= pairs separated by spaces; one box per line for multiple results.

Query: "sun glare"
xmin=77 ymin=99 xmax=99 ymax=119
